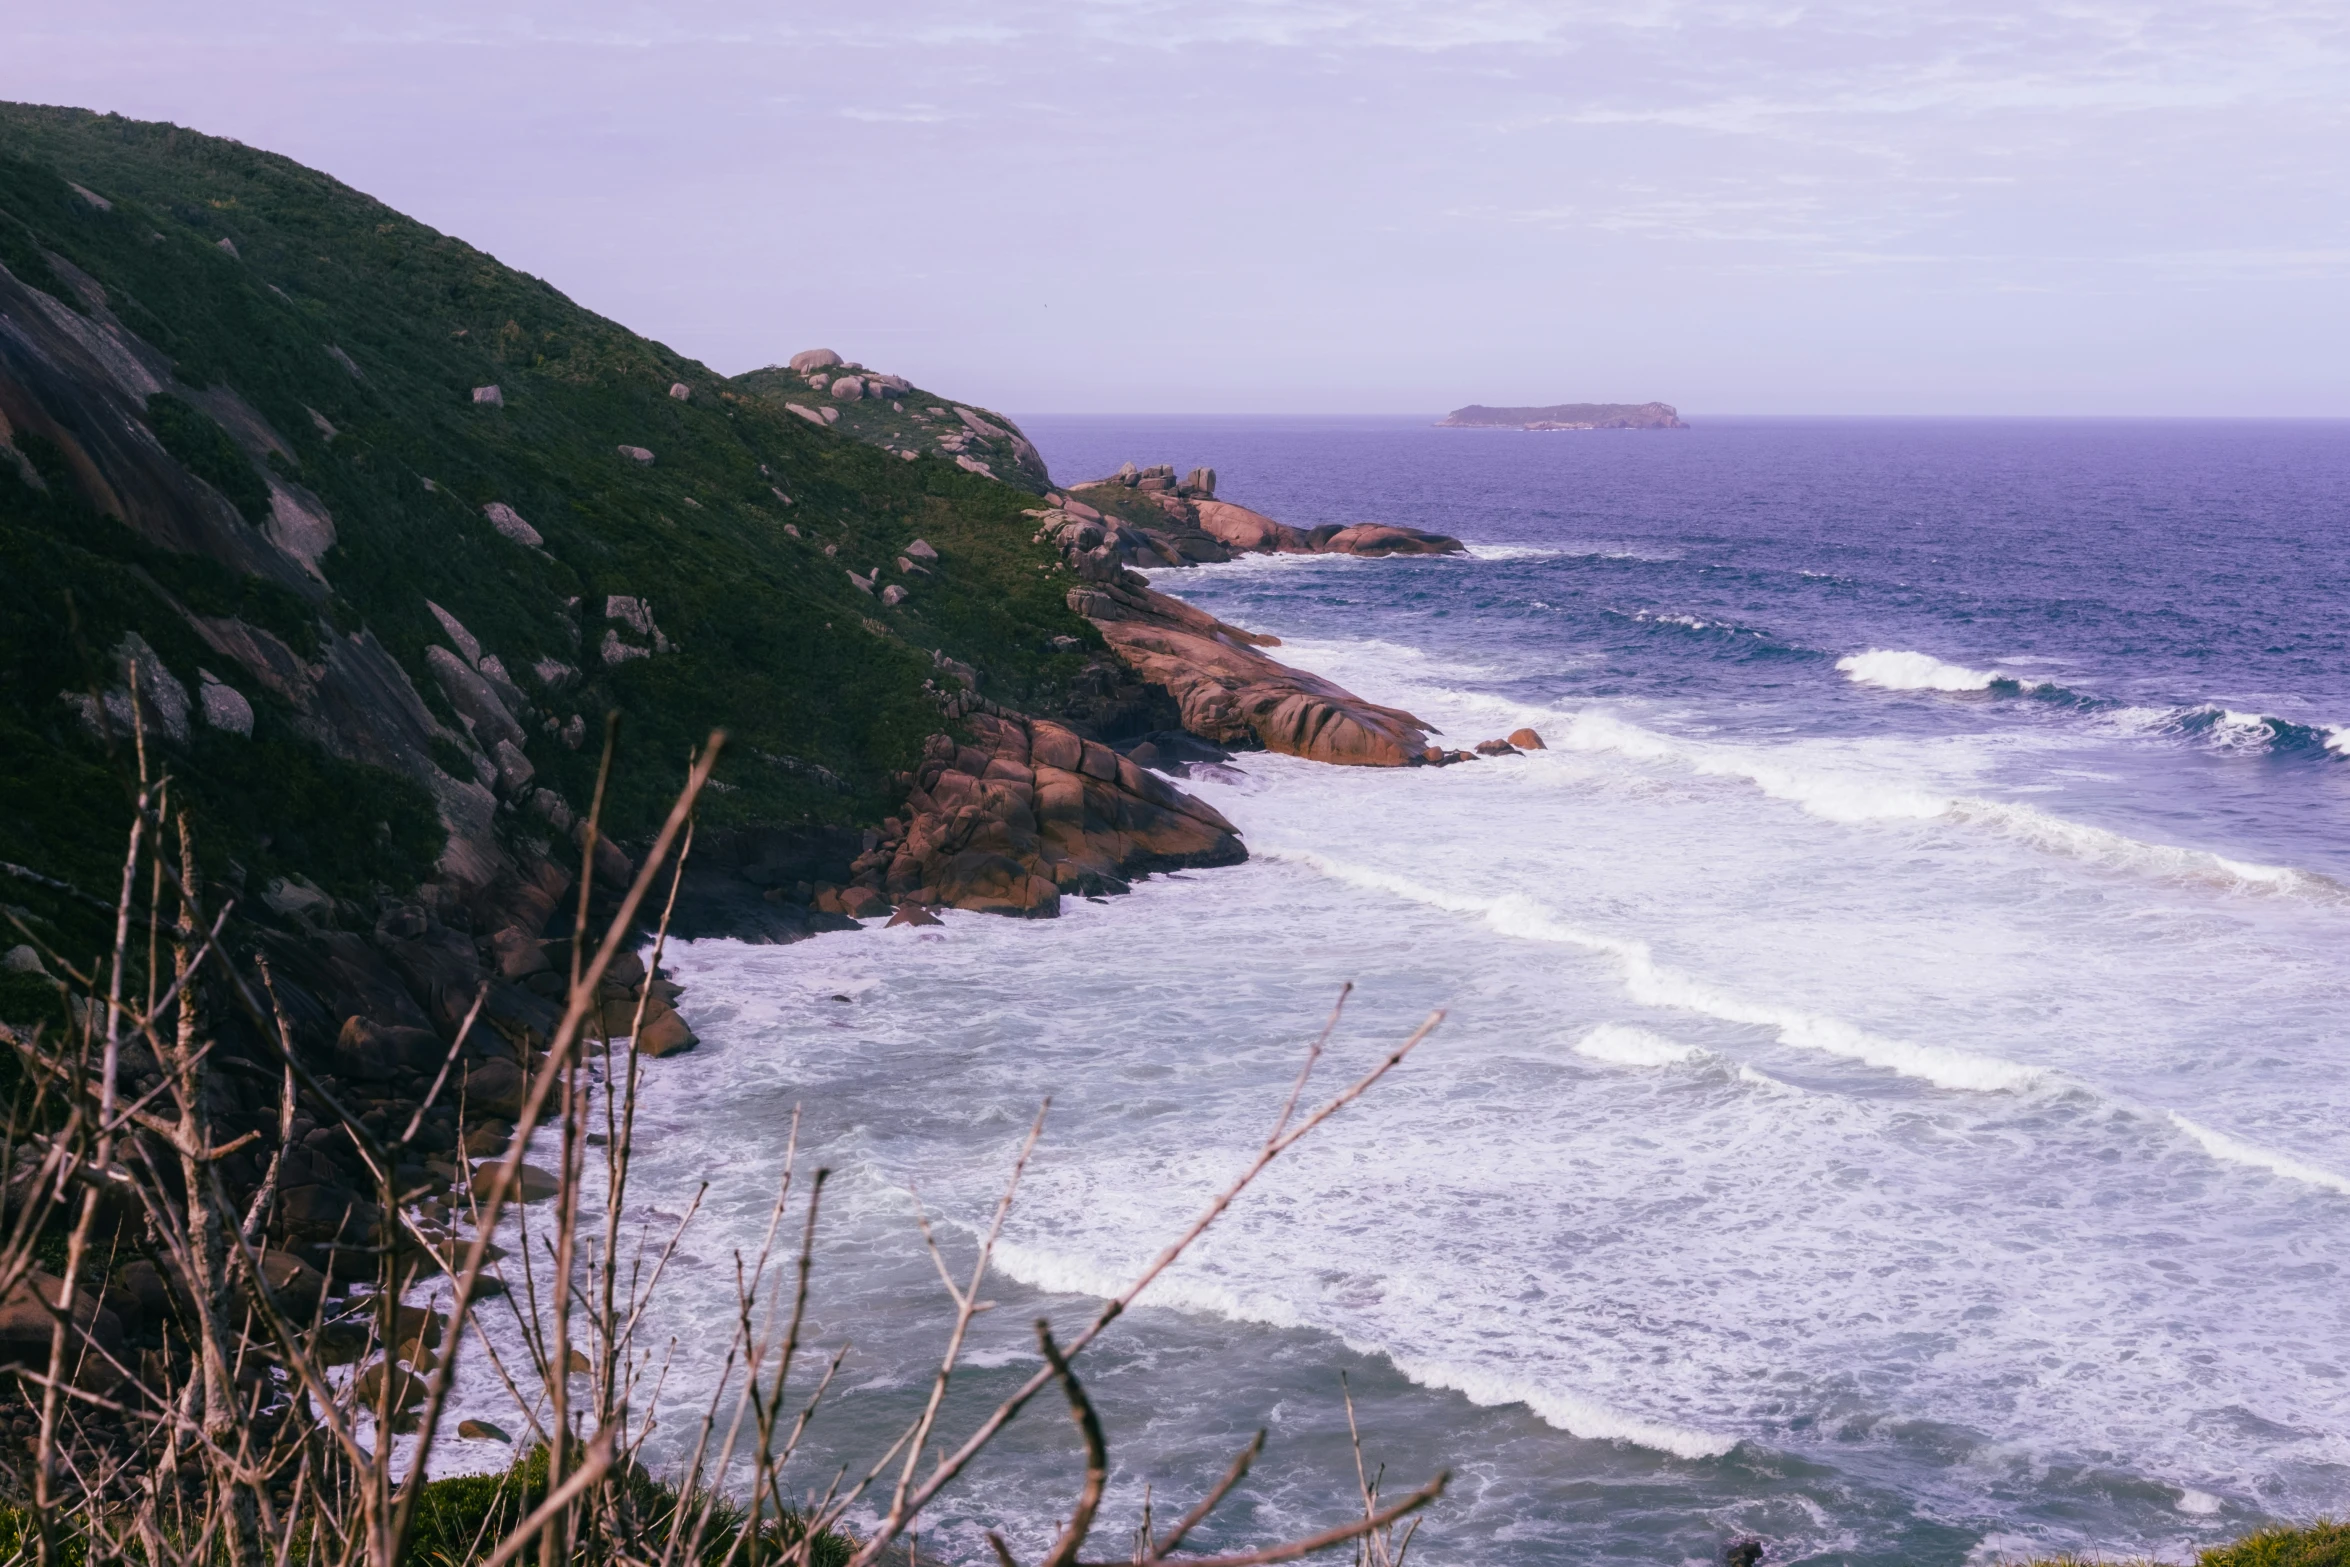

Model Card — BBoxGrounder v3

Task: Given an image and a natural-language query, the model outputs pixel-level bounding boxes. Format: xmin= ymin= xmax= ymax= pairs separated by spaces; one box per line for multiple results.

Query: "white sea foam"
xmin=2328 ymin=726 xmax=2350 ymax=756
xmin=1382 ymin=1353 xmax=1738 ymax=1459
xmin=1464 ymin=543 xmax=1562 ymax=561
xmin=987 ymin=1236 xmax=1737 ymax=1458
xmin=1263 ymin=848 xmax=2047 ymax=1094
xmin=2167 ymin=1113 xmax=2350 ymax=1197
xmin=1574 ymin=1023 xmax=1704 ymax=1068
xmin=1543 ymin=708 xmax=2335 ymax=898
xmin=2176 ymin=1489 xmax=2225 ymax=1516
xmin=1837 ymin=648 xmax=2019 ymax=692
xmin=2203 ymin=709 xmax=2285 ymax=751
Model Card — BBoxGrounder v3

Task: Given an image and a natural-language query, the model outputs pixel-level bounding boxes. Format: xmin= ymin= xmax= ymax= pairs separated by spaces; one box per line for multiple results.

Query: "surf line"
xmin=1262 ymin=849 xmax=2350 ymax=1199
xmin=1259 ymin=847 xmax=2043 ymax=1094
xmin=984 ymin=1234 xmax=1739 ymax=1460
xmin=1530 ymin=708 xmax=2340 ymax=903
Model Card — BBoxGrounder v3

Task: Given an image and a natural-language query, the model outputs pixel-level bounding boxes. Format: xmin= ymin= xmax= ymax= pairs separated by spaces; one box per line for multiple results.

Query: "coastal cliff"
xmin=0 ymin=100 xmax=1496 ymax=1021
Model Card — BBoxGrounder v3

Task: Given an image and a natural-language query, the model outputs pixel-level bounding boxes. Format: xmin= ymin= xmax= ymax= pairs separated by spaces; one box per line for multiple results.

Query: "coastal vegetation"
xmin=0 ymin=717 xmax=1444 ymax=1564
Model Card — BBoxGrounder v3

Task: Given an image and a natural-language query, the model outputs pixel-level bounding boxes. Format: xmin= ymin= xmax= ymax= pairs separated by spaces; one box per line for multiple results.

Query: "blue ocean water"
xmin=446 ymin=418 xmax=2350 ymax=1566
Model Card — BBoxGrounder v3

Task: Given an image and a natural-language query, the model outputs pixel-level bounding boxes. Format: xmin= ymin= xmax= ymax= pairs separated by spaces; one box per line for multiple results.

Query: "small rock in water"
xmin=1475 ymin=738 xmax=1518 ymax=756
xmin=457 ymin=1419 xmax=513 ymax=1443
xmin=886 ymin=904 xmax=942 ymax=928
xmin=1508 ymin=726 xmax=1546 ymax=749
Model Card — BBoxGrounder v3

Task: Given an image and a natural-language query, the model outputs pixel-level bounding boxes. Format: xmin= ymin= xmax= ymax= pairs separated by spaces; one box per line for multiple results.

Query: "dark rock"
xmin=335 ymin=1017 xmax=442 ymax=1081
xmin=461 ymin=1059 xmax=526 ymax=1119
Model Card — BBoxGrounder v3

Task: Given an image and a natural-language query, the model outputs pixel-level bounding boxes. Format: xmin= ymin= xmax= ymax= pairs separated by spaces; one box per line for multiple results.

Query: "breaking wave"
xmin=1574 ymin=1023 xmax=1706 ymax=1068
xmin=986 ymin=1235 xmax=1738 ymax=1459
xmin=2167 ymin=1113 xmax=2350 ymax=1197
xmin=1546 ymin=710 xmax=2337 ymax=900
xmin=1261 ymin=848 xmax=2048 ymax=1094
xmin=1837 ymin=649 xmax=2032 ymax=693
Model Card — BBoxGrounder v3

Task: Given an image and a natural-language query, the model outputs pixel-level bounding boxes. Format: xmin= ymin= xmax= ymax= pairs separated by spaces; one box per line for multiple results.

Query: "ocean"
xmin=460 ymin=417 xmax=2350 ymax=1565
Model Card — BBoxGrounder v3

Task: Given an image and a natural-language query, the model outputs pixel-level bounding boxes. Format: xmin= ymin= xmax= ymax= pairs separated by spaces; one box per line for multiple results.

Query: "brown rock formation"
xmin=1051 ymin=487 xmax=1464 ymax=568
xmin=1066 ymin=570 xmax=1434 ymax=767
xmin=881 ymin=710 xmax=1245 ymax=915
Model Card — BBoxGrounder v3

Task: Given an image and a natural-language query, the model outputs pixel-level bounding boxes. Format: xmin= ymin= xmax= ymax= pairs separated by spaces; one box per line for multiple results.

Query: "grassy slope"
xmin=0 ymin=104 xmax=1096 ymax=950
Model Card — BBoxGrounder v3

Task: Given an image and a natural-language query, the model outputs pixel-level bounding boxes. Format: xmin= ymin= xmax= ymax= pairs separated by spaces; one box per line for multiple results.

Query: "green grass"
xmin=2008 ymin=1522 xmax=2350 ymax=1567
xmin=0 ymin=101 xmax=1106 ymax=934
xmin=404 ymin=1446 xmax=855 ymax=1567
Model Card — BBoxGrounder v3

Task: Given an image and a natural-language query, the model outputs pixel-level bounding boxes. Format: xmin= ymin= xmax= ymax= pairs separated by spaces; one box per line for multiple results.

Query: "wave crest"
xmin=1836 ymin=648 xmax=2031 ymax=693
xmin=1575 ymin=1024 xmax=1704 ymax=1068
xmin=1265 ymin=849 xmax=2046 ymax=1095
xmin=1549 ymin=709 xmax=2336 ymax=899
xmin=2167 ymin=1113 xmax=2350 ymax=1197
xmin=985 ymin=1237 xmax=1737 ymax=1459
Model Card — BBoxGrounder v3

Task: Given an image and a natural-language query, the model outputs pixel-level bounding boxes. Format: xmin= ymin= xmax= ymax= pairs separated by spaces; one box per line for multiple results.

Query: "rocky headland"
xmin=0 ymin=104 xmax=1549 ymax=1305
xmin=1438 ymin=401 xmax=1685 ymax=430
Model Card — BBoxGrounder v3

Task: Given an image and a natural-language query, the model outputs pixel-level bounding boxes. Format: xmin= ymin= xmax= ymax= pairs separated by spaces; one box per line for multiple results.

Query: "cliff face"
xmin=1438 ymin=401 xmax=1684 ymax=429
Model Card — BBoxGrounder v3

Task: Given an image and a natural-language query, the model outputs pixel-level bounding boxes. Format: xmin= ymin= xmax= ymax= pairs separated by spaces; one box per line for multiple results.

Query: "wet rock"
xmin=1475 ymin=738 xmax=1518 ymax=756
xmin=1508 ymin=727 xmax=1546 ymax=749
xmin=635 ymin=1004 xmax=697 ymax=1057
xmin=1322 ymin=523 xmax=1463 ymax=555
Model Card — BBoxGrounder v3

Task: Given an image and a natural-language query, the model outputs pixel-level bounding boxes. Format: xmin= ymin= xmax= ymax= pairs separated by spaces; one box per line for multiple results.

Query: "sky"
xmin=8 ymin=2 xmax=2350 ymax=415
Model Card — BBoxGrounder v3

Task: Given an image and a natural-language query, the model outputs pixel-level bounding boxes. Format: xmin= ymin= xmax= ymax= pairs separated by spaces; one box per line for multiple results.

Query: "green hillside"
xmin=0 ymin=103 xmax=1094 ymax=950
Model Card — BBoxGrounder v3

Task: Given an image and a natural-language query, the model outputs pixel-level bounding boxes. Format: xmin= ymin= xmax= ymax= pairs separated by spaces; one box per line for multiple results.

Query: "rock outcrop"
xmin=883 ymin=710 xmax=1244 ymax=914
xmin=1060 ymin=479 xmax=1464 ymax=569
xmin=1023 ymin=509 xmax=1436 ymax=767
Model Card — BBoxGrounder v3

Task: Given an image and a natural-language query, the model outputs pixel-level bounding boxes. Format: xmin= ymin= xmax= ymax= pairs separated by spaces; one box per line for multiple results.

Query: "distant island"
xmin=1439 ymin=402 xmax=1686 ymax=430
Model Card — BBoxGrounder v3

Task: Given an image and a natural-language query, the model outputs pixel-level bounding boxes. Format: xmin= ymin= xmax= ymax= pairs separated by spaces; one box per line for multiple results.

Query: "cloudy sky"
xmin=12 ymin=2 xmax=2350 ymax=413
